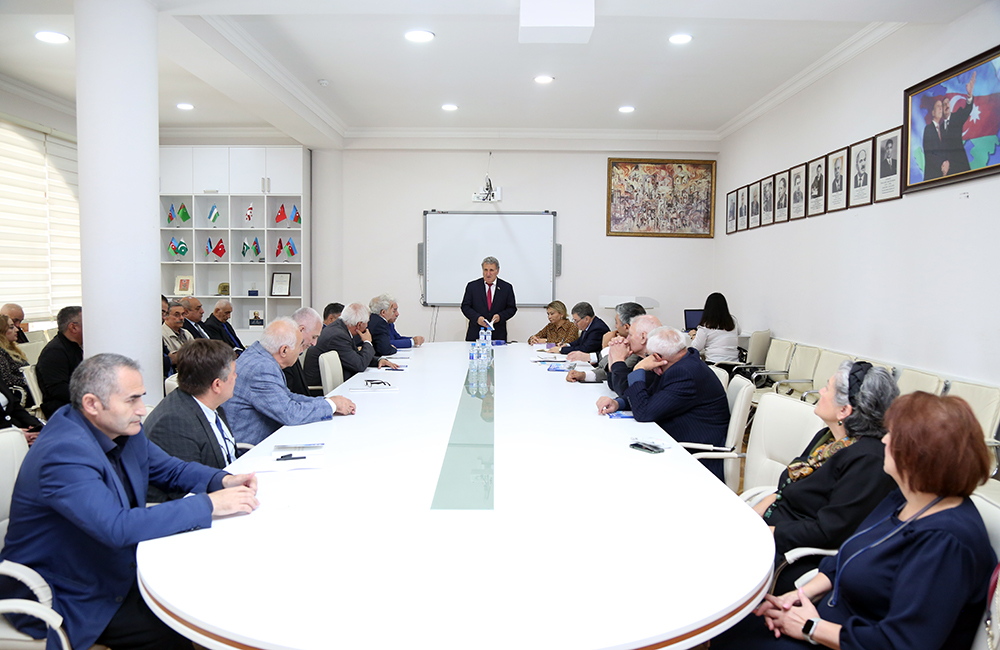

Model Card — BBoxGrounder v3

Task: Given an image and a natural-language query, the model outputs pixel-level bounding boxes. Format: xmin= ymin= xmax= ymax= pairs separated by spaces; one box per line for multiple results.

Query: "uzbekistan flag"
xmin=208 ymin=204 xmax=220 ymax=223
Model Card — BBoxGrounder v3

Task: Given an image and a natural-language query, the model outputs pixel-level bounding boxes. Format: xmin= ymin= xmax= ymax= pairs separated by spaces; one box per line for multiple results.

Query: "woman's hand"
xmin=752 ymin=492 xmax=777 ymax=517
xmin=773 ymin=589 xmax=821 ymax=641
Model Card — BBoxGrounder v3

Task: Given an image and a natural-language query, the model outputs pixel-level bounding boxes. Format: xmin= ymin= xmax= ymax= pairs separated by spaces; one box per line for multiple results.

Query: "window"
xmin=0 ymin=119 xmax=81 ymax=325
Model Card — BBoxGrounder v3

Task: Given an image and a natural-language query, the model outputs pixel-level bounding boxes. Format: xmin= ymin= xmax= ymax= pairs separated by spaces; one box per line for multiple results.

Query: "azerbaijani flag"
xmin=177 ymin=239 xmax=188 ymax=256
xmin=168 ymin=237 xmax=179 ymax=255
xmin=208 ymin=204 xmax=220 ymax=223
xmin=291 ymin=205 xmax=301 ymax=223
xmin=212 ymin=238 xmax=226 ymax=258
xmin=245 ymin=203 xmax=253 ymax=222
xmin=286 ymin=237 xmax=298 ymax=257
xmin=275 ymin=237 xmax=283 ymax=257
xmin=206 ymin=238 xmax=212 ymax=257
xmin=275 ymin=204 xmax=287 ymax=223
xmin=177 ymin=203 xmax=191 ymax=222
xmin=252 ymin=237 xmax=261 ymax=256
xmin=168 ymin=204 xmax=177 ymax=223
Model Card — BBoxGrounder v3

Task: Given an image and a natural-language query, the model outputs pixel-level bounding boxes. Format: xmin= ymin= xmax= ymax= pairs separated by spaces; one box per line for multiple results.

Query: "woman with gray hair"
xmin=752 ymin=360 xmax=899 ymax=593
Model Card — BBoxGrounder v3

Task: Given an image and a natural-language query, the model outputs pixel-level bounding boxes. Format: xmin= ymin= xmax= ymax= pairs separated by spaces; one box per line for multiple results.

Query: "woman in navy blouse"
xmin=711 ymin=391 xmax=996 ymax=649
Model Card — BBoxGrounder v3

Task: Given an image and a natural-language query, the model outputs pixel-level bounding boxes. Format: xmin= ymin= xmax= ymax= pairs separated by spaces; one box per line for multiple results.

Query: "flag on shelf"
xmin=168 ymin=204 xmax=177 ymax=223
xmin=286 ymin=237 xmax=298 ymax=258
xmin=208 ymin=204 xmax=220 ymax=223
xmin=206 ymin=238 xmax=212 ymax=257
xmin=275 ymin=237 xmax=283 ymax=257
xmin=177 ymin=239 xmax=188 ymax=256
xmin=168 ymin=237 xmax=179 ymax=255
xmin=177 ymin=203 xmax=191 ymax=222
xmin=291 ymin=205 xmax=301 ymax=223
xmin=212 ymin=238 xmax=226 ymax=258
xmin=242 ymin=238 xmax=251 ymax=257
xmin=252 ymin=237 xmax=261 ymax=256
xmin=275 ymin=204 xmax=287 ymax=223
xmin=245 ymin=203 xmax=253 ymax=222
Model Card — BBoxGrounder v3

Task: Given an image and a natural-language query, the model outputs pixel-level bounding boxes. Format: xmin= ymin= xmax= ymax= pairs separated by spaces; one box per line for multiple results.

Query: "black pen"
xmin=277 ymin=455 xmax=306 ymax=461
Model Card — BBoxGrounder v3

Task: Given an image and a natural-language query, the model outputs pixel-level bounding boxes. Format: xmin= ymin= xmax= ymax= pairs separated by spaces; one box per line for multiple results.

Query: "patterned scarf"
xmin=786 ymin=428 xmax=857 ymax=482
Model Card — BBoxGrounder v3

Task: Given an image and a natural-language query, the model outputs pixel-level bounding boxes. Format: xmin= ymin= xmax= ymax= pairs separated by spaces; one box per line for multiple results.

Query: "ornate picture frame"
xmin=606 ymin=158 xmax=716 ymax=237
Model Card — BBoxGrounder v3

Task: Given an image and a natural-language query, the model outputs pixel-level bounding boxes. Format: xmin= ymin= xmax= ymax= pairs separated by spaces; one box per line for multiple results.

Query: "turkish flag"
xmin=276 ymin=237 xmax=283 ymax=257
xmin=275 ymin=204 xmax=287 ymax=223
xmin=212 ymin=238 xmax=226 ymax=258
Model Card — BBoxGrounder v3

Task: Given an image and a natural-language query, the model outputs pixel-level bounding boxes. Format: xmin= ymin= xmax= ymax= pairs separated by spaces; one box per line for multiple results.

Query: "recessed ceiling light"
xmin=176 ymin=103 xmax=194 ymax=111
xmin=405 ymin=30 xmax=435 ymax=43
xmin=534 ymin=75 xmax=554 ymax=84
xmin=442 ymin=104 xmax=458 ymax=111
xmin=35 ymin=31 xmax=69 ymax=44
xmin=618 ymin=106 xmax=635 ymax=113
xmin=669 ymin=34 xmax=692 ymax=45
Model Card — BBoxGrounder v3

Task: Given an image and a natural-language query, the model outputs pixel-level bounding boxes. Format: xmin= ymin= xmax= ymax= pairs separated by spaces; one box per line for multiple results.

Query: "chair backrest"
xmin=743 ymin=393 xmax=824 ymax=494
xmin=24 ymin=330 xmax=46 ymax=343
xmin=0 ymin=428 xmax=30 ymax=553
xmin=970 ymin=483 xmax=1000 ymax=650
xmin=745 ymin=330 xmax=771 ymax=366
xmin=722 ymin=375 xmax=755 ymax=492
xmin=164 ymin=374 xmax=179 ymax=395
xmin=801 ymin=350 xmax=854 ymax=401
xmin=18 ymin=342 xmax=45 ymax=366
xmin=947 ymin=381 xmax=1000 ymax=440
xmin=19 ymin=366 xmax=43 ymax=410
xmin=43 ymin=328 xmax=57 ymax=341
xmin=319 ymin=350 xmax=344 ymax=394
xmin=709 ymin=365 xmax=728 ymax=390
xmin=896 ymin=368 xmax=945 ymax=396
xmin=785 ymin=344 xmax=821 ymax=383
xmin=764 ymin=339 xmax=794 ymax=373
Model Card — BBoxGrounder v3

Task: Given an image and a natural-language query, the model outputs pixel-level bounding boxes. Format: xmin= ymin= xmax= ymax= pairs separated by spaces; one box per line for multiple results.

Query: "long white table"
xmin=137 ymin=342 xmax=774 ymax=650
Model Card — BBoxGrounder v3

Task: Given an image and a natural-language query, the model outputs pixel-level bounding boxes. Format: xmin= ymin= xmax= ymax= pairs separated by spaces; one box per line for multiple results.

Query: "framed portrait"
xmin=848 ymin=138 xmax=874 ymax=208
xmin=774 ymin=170 xmax=790 ymax=223
xmin=736 ymin=186 xmax=748 ymax=231
xmin=789 ymin=165 xmax=807 ymax=220
xmin=748 ymin=181 xmax=761 ymax=229
xmin=174 ymin=275 xmax=193 ymax=296
xmin=807 ymin=156 xmax=827 ymax=216
xmin=725 ymin=190 xmax=737 ymax=234
xmin=903 ymin=44 xmax=1000 ymax=193
xmin=606 ymin=158 xmax=716 ymax=237
xmin=760 ymin=176 xmax=775 ymax=226
xmin=270 ymin=272 xmax=291 ymax=297
xmin=826 ymin=148 xmax=848 ymax=213
xmin=874 ymin=126 xmax=903 ymax=202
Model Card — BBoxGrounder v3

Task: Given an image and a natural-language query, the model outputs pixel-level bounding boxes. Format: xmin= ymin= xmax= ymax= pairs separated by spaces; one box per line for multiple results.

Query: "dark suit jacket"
xmin=922 ymin=121 xmax=947 ymax=180
xmin=461 ymin=278 xmax=517 ymax=342
xmin=943 ymin=100 xmax=973 ymax=175
xmin=880 ymin=156 xmax=897 ymax=179
xmin=202 ymin=314 xmax=244 ymax=349
xmin=35 ymin=332 xmax=83 ymax=419
xmin=367 ymin=314 xmax=397 ymax=357
xmin=853 ymin=172 xmax=868 ymax=188
xmin=15 ymin=329 xmax=28 ymax=345
xmin=304 ymin=318 xmax=376 ymax=386
xmin=616 ymin=348 xmax=729 ymax=481
xmin=831 ymin=174 xmax=843 ymax=193
xmin=0 ymin=405 xmax=224 ymax=650
xmin=0 ymin=382 xmax=42 ymax=430
xmin=282 ymin=358 xmax=316 ymax=396
xmin=560 ymin=317 xmax=610 ymax=355
xmin=182 ymin=319 xmax=209 ymax=339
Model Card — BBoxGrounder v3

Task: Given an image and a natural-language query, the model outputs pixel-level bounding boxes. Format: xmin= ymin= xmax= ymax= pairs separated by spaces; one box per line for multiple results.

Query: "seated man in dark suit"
xmin=367 ymin=294 xmax=400 ymax=357
xmin=180 ymin=297 xmax=210 ymax=339
xmin=597 ymin=326 xmax=729 ymax=481
xmin=35 ymin=305 xmax=84 ymax=418
xmin=565 ymin=302 xmax=646 ymax=379
xmin=202 ymin=299 xmax=245 ymax=351
xmin=369 ymin=293 xmax=425 ymax=351
xmin=0 ymin=353 xmax=258 ymax=650
xmin=282 ymin=307 xmax=323 ymax=396
xmin=461 ymin=256 xmax=517 ymax=342
xmin=144 ymin=339 xmax=239 ymax=501
xmin=0 ymin=303 xmax=29 ymax=344
xmin=569 ymin=313 xmax=659 ymax=387
xmin=559 ymin=302 xmax=610 ymax=355
xmin=323 ymin=302 xmax=344 ymax=327
xmin=304 ymin=303 xmax=398 ymax=387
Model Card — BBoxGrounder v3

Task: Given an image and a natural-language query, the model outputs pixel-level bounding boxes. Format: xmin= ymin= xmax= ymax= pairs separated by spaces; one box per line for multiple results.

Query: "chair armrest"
xmin=0 ymin=599 xmax=72 ymax=650
xmin=690 ymin=451 xmax=744 ymax=461
xmin=800 ymin=389 xmax=819 ymax=401
xmin=0 ymin=560 xmax=52 ymax=606
xmin=751 ymin=369 xmax=788 ymax=380
xmin=772 ymin=379 xmax=813 ymax=393
xmin=741 ymin=486 xmax=777 ymax=507
xmin=783 ymin=547 xmax=839 ymax=564
xmin=8 ymin=385 xmax=27 ymax=407
xmin=680 ymin=442 xmax=734 ymax=453
xmin=236 ymin=442 xmax=255 ymax=452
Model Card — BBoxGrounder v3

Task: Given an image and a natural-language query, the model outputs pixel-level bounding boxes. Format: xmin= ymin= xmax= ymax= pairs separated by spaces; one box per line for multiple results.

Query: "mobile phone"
xmin=629 ymin=441 xmax=664 ymax=454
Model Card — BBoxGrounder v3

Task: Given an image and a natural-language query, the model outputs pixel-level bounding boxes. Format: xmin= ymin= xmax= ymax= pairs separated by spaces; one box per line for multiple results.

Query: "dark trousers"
xmin=96 ymin=581 xmax=191 ymax=650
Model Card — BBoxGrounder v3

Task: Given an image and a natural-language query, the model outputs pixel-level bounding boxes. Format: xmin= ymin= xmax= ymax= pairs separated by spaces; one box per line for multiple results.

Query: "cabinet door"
xmin=230 ymin=148 xmax=266 ymax=194
xmin=265 ymin=148 xmax=303 ymax=194
xmin=192 ymin=148 xmax=230 ymax=194
xmin=160 ymin=148 xmax=192 ymax=194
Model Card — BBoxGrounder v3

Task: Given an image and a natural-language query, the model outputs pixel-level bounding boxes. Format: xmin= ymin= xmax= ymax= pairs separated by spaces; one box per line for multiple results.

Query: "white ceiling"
xmin=0 ymin=0 xmax=990 ymax=148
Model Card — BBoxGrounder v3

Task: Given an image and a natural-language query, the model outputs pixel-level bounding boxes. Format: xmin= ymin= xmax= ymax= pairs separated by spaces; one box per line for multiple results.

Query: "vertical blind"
xmin=0 ymin=119 xmax=81 ymax=323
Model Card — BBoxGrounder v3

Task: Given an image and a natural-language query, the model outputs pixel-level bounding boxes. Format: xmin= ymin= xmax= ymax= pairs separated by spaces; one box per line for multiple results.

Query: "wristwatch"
xmin=802 ymin=617 xmax=821 ymax=645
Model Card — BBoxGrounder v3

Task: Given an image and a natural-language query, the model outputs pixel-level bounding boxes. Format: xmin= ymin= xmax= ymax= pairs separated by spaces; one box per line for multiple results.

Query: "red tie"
xmin=486 ymin=283 xmax=493 ymax=310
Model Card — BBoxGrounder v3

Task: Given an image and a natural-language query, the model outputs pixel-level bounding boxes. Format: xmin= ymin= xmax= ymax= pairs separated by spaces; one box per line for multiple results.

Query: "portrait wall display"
xmin=826 ymin=148 xmax=848 ymax=213
xmin=737 ymin=186 xmax=748 ymax=231
xmin=773 ymin=170 xmax=790 ymax=223
xmin=903 ymin=44 xmax=1000 ymax=193
xmin=789 ymin=164 xmax=807 ymax=220
xmin=874 ymin=127 xmax=903 ymax=202
xmin=748 ymin=181 xmax=761 ymax=229
xmin=606 ymin=158 xmax=716 ymax=237
xmin=848 ymin=138 xmax=874 ymax=207
xmin=725 ymin=190 xmax=737 ymax=234
xmin=760 ymin=176 xmax=775 ymax=226
xmin=807 ymin=156 xmax=827 ymax=216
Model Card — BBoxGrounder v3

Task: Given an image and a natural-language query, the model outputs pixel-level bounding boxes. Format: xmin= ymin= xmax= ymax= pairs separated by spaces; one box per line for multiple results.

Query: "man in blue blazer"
xmin=369 ymin=293 xmax=425 ymax=354
xmin=227 ymin=317 xmax=355 ymax=445
xmin=0 ymin=353 xmax=259 ymax=650
xmin=461 ymin=256 xmax=517 ymax=342
xmin=597 ymin=326 xmax=729 ymax=481
xmin=559 ymin=302 xmax=610 ymax=355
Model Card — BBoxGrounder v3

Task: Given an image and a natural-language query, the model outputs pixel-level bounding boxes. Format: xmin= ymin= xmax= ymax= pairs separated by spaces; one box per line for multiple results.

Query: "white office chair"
xmin=163 ymin=374 xmax=179 ymax=395
xmin=18 ymin=367 xmax=44 ymax=419
xmin=684 ymin=375 xmax=755 ymax=492
xmin=318 ymin=351 xmax=344 ymax=394
xmin=791 ymin=350 xmax=854 ymax=404
xmin=17 ymin=343 xmax=44 ymax=367
xmin=895 ymin=368 xmax=945 ymax=396
xmin=23 ymin=331 xmax=46 ymax=344
xmin=716 ymin=329 xmax=770 ymax=377
xmin=708 ymin=365 xmax=728 ymax=390
xmin=973 ymin=481 xmax=1000 ymax=650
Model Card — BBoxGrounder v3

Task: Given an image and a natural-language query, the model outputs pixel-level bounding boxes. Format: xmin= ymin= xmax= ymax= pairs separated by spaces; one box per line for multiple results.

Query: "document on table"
xmin=532 ymin=352 xmax=567 ymax=362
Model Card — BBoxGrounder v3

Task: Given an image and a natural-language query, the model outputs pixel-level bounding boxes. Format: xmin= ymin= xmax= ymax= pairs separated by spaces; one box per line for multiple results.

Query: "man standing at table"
xmin=596 ymin=326 xmax=729 ymax=481
xmin=461 ymin=256 xmax=517 ymax=342
xmin=0 ymin=353 xmax=259 ymax=650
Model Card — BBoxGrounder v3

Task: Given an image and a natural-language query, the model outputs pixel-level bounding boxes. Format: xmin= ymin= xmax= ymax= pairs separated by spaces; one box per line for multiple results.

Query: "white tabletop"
xmin=137 ymin=342 xmax=774 ymax=650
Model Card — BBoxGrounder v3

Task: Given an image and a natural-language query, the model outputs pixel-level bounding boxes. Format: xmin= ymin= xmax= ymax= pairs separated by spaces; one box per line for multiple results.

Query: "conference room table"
xmin=137 ymin=342 xmax=774 ymax=650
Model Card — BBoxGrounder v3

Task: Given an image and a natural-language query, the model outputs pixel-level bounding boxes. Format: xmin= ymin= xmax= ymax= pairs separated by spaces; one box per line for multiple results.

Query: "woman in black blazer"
xmin=0 ymin=382 xmax=43 ymax=445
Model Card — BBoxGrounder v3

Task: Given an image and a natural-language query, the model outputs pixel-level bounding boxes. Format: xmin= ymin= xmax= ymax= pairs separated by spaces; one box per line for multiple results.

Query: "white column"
xmin=76 ymin=0 xmax=163 ymax=399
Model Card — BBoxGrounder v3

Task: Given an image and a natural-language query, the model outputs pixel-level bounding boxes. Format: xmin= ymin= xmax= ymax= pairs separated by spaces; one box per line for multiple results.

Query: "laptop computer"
xmin=683 ymin=309 xmax=703 ymax=331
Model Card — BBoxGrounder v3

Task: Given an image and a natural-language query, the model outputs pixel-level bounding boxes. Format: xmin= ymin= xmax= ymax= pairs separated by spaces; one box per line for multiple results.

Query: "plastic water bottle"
xmin=484 ymin=328 xmax=493 ymax=364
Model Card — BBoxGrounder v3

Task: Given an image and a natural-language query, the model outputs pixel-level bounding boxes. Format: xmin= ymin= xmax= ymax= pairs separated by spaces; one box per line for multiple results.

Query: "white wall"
xmin=716 ymin=1 xmax=1000 ymax=384
xmin=314 ymin=149 xmax=720 ymax=343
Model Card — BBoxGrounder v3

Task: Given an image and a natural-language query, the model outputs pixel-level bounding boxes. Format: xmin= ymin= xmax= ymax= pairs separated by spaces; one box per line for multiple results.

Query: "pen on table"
xmin=277 ymin=454 xmax=306 ymax=461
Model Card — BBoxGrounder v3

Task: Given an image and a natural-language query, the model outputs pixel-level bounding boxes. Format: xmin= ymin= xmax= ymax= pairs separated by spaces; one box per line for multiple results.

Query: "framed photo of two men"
xmin=903 ymin=44 xmax=1000 ymax=193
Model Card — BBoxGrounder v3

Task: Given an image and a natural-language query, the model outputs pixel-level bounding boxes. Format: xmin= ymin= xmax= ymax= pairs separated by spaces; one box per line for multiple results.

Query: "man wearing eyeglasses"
xmin=558 ymin=302 xmax=610 ymax=355
xmin=36 ymin=305 xmax=84 ymax=418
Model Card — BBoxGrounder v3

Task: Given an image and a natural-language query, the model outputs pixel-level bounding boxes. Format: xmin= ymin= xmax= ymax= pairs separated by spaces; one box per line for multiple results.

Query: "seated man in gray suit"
xmin=282 ymin=307 xmax=323 ymax=396
xmin=304 ymin=303 xmax=398 ymax=387
xmin=145 ymin=339 xmax=239 ymax=501
xmin=228 ymin=317 xmax=355 ymax=445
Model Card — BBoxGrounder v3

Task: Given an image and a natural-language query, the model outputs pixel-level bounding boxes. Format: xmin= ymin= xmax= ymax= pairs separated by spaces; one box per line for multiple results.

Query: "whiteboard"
xmin=423 ymin=211 xmax=556 ymax=307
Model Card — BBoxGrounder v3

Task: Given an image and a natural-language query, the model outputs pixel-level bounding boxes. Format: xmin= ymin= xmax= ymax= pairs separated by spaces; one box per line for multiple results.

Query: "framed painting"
xmin=774 ymin=170 xmax=790 ymax=223
xmin=726 ymin=190 xmax=737 ymax=234
xmin=607 ymin=158 xmax=716 ymax=237
xmin=874 ymin=127 xmax=903 ymax=203
xmin=789 ymin=164 xmax=807 ymax=220
xmin=760 ymin=175 xmax=775 ymax=226
xmin=807 ymin=156 xmax=827 ymax=217
xmin=826 ymin=148 xmax=848 ymax=213
xmin=848 ymin=138 xmax=874 ymax=208
xmin=903 ymin=44 xmax=1000 ymax=193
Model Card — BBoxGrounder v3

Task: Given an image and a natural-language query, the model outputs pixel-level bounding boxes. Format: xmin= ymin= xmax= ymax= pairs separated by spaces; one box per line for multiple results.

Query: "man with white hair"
xmin=227 ymin=317 xmax=355 ymax=445
xmin=202 ymin=299 xmax=244 ymax=351
xmin=596 ymin=325 xmax=729 ymax=481
xmin=283 ymin=307 xmax=323 ymax=396
xmin=0 ymin=303 xmax=29 ymax=343
xmin=304 ymin=303 xmax=398 ymax=386
xmin=367 ymin=293 xmax=425 ymax=357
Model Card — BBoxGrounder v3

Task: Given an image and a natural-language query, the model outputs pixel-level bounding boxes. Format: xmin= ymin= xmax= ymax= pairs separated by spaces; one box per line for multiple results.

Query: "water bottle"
xmin=484 ymin=328 xmax=493 ymax=364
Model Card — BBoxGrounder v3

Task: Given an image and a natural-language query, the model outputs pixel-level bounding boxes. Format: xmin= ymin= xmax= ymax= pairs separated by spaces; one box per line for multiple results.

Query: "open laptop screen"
xmin=683 ymin=309 xmax=704 ymax=331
